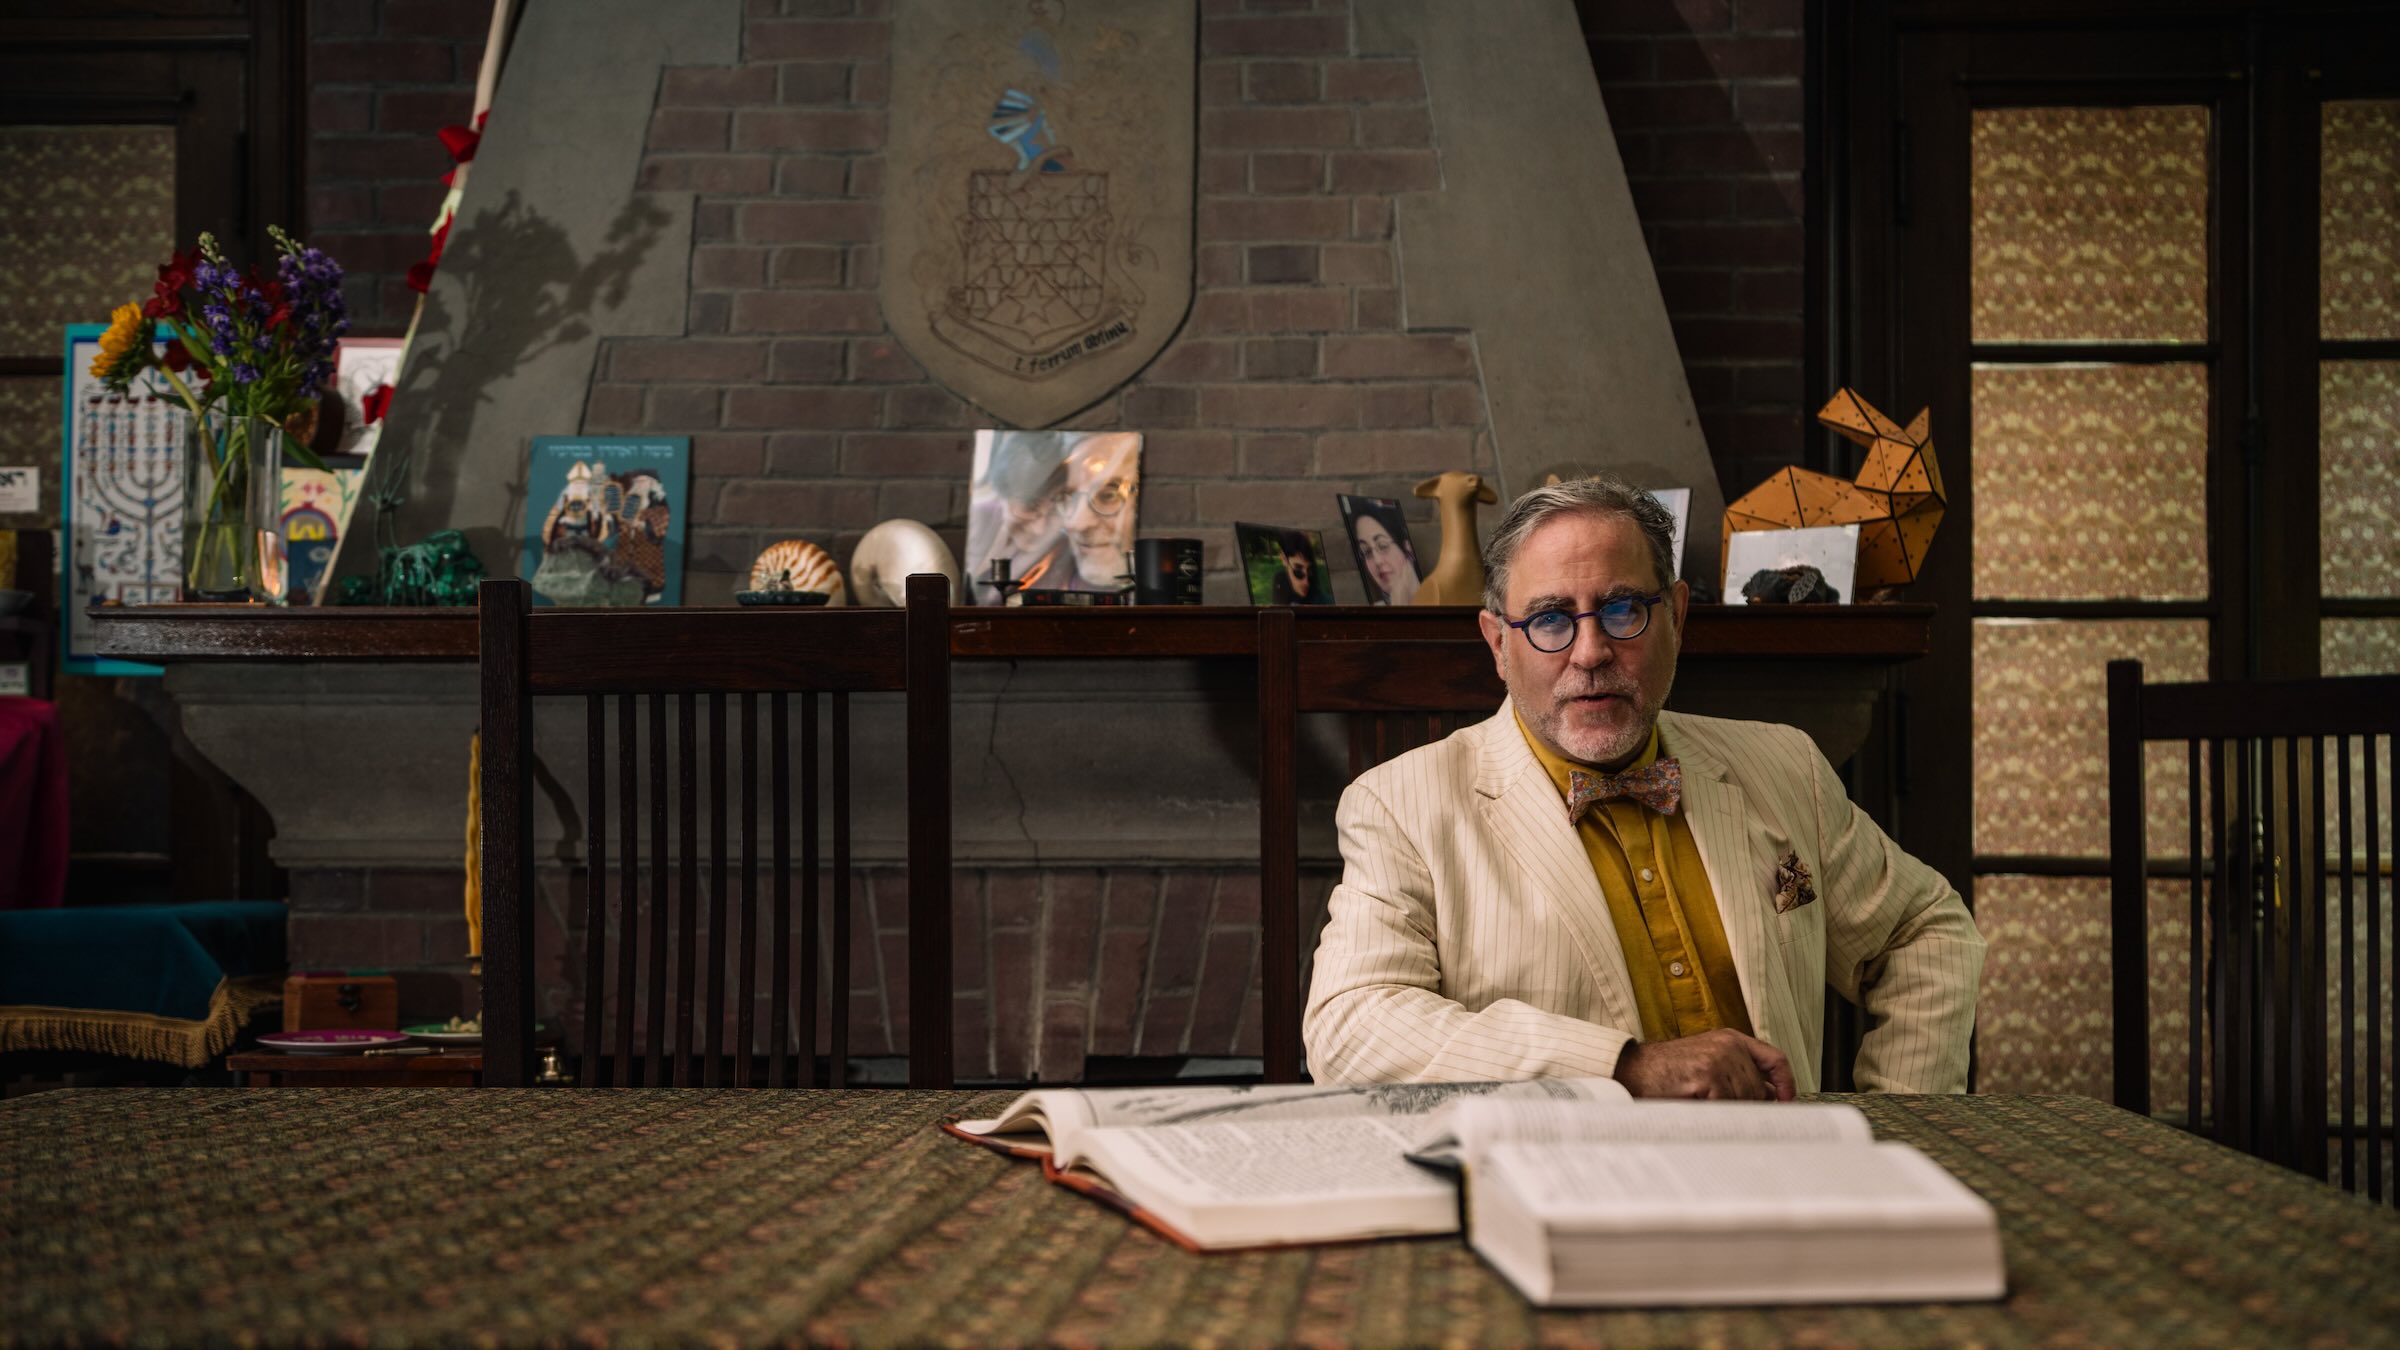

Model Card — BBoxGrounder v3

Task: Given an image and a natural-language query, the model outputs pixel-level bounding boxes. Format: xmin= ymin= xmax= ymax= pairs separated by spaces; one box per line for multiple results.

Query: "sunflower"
xmin=90 ymin=302 xmax=147 ymax=379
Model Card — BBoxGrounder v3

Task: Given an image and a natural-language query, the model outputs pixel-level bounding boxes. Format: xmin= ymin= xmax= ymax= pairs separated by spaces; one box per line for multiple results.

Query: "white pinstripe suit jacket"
xmin=1302 ymin=706 xmax=1984 ymax=1093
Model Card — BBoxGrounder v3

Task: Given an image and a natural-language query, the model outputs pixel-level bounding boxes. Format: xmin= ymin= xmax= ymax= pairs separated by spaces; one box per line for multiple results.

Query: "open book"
xmin=1438 ymin=1098 xmax=2006 ymax=1307
xmin=947 ymin=1077 xmax=1630 ymax=1251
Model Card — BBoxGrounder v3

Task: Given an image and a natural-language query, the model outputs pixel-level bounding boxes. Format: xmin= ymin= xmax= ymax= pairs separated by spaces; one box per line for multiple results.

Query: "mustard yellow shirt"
xmin=1515 ymin=713 xmax=1754 ymax=1043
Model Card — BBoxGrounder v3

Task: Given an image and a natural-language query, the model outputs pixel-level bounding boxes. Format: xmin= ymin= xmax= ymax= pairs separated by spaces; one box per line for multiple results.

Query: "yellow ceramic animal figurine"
xmin=1410 ymin=471 xmax=1499 ymax=605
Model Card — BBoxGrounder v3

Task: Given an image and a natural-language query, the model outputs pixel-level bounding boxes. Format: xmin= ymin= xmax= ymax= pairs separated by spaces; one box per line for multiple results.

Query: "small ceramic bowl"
xmin=733 ymin=590 xmax=832 ymax=607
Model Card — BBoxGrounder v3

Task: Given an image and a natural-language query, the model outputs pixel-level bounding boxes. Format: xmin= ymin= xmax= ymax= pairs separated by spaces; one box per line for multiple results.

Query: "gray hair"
xmin=1480 ymin=473 xmax=1679 ymax=613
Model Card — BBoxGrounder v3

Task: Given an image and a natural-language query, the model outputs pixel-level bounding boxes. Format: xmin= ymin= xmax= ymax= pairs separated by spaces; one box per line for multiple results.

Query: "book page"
xmin=957 ymin=1075 xmax=1625 ymax=1157
xmin=1413 ymin=1097 xmax=1870 ymax=1168
xmin=1491 ymin=1141 xmax=1991 ymax=1225
xmin=1083 ymin=1117 xmax=1434 ymax=1197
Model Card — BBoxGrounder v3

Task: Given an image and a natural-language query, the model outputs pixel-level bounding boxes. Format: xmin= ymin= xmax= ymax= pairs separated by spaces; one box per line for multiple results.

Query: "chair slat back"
xmin=480 ymin=576 xmax=952 ymax=1090
xmin=2108 ymin=659 xmax=2398 ymax=1203
xmin=1257 ymin=610 xmax=1502 ymax=1081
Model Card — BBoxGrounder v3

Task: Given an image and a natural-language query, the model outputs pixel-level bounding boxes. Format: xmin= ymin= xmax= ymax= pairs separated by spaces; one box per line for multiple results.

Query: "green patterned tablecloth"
xmin=4 ymin=1089 xmax=2396 ymax=1346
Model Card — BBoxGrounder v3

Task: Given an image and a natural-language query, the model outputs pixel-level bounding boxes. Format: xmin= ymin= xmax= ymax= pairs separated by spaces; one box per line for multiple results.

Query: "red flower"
xmin=161 ymin=340 xmax=191 ymax=373
xmin=155 ymin=247 xmax=197 ymax=294
xmin=362 ymin=384 xmax=394 ymax=425
xmin=267 ymin=303 xmax=294 ymax=330
xmin=148 ymin=246 xmax=198 ymax=318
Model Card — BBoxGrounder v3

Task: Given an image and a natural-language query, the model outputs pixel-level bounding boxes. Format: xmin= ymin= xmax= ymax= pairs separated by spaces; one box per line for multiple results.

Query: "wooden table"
xmin=4 ymin=1088 xmax=2395 ymax=1346
xmin=225 ymin=1048 xmax=483 ymax=1087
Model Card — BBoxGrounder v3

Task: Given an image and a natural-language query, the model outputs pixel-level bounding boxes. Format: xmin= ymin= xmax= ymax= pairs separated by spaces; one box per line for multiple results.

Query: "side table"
xmin=227 ymin=1050 xmax=483 ymax=1087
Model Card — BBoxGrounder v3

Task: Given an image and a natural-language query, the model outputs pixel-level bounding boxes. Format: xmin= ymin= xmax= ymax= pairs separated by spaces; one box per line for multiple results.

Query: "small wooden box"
xmin=282 ymin=972 xmax=400 ymax=1032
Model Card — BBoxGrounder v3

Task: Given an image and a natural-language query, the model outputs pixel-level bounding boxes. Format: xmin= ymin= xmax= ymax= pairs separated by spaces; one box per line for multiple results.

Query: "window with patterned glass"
xmin=1971 ymin=106 xmax=2210 ymax=345
xmin=1972 ymin=363 xmax=2209 ymax=602
xmin=2322 ymin=100 xmax=2400 ymax=342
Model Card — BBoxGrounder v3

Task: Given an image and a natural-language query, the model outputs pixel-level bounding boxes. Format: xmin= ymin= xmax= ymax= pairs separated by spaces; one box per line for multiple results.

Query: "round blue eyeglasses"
xmin=1503 ymin=592 xmax=1665 ymax=652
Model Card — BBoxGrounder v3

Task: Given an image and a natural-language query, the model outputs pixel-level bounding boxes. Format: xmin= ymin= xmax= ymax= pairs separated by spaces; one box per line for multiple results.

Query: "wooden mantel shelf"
xmin=89 ymin=602 xmax=1934 ymax=664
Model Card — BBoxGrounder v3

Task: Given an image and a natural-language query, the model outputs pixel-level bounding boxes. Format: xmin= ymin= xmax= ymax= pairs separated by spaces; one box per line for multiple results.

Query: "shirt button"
xmin=1669 ymin=960 xmax=1687 ymax=977
xmin=1640 ymin=868 xmax=1656 ymax=883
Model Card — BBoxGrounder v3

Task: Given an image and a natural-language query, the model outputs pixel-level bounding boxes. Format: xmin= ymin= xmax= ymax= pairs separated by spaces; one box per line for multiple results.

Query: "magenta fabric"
xmin=0 ymin=698 xmax=68 ymax=908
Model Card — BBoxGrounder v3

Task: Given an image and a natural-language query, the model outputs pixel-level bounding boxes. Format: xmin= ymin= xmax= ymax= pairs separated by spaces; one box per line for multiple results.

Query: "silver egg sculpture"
xmin=848 ymin=519 xmax=959 ymax=606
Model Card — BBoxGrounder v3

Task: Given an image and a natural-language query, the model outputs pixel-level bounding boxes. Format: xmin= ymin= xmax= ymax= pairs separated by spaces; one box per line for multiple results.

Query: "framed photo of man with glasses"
xmin=965 ymin=430 xmax=1143 ymax=603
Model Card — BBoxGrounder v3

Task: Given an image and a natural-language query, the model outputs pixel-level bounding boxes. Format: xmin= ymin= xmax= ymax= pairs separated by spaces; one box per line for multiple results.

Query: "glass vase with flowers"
xmin=90 ymin=227 xmax=346 ymax=602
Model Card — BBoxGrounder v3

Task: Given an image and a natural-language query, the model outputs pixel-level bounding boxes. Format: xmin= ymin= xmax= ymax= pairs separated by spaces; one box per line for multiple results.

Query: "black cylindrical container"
xmin=1134 ymin=537 xmax=1204 ymax=604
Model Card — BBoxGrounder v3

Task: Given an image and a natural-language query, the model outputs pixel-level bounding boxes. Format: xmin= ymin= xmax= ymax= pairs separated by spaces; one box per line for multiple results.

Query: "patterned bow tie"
xmin=1566 ymin=758 xmax=1683 ymax=819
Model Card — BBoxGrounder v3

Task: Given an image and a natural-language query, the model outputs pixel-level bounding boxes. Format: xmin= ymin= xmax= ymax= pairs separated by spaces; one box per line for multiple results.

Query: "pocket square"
xmin=1772 ymin=852 xmax=1817 ymax=914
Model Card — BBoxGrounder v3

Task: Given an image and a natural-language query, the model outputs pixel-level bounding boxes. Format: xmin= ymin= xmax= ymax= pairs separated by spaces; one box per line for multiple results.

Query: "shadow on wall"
xmin=367 ymin=191 xmax=674 ymax=571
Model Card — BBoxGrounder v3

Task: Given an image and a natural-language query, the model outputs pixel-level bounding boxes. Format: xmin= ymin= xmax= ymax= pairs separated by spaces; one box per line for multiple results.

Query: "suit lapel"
xmin=1469 ymin=711 xmax=1640 ymax=1033
xmin=1660 ymin=717 xmax=1794 ymax=1051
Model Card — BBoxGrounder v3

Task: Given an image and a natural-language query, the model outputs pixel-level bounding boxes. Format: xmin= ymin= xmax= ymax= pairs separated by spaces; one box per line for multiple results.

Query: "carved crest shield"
xmin=884 ymin=1 xmax=1195 ymax=429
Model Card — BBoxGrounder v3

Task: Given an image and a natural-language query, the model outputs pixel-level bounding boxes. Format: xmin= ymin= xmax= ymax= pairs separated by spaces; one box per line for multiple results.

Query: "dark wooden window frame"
xmin=1819 ymin=0 xmax=2400 ymax=897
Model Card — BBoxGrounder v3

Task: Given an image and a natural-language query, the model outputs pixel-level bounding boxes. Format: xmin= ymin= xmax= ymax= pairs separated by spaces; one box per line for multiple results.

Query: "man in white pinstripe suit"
xmin=1303 ymin=476 xmax=1984 ymax=1098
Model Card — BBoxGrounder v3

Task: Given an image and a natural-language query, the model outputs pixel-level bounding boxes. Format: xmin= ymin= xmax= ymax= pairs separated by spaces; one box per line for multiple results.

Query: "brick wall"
xmin=596 ymin=0 xmax=1497 ymax=600
xmin=303 ymin=0 xmax=1808 ymax=562
xmin=292 ymin=864 xmax=1333 ymax=1083
xmin=305 ymin=0 xmax=491 ymax=334
xmin=1579 ymin=0 xmax=1808 ymax=498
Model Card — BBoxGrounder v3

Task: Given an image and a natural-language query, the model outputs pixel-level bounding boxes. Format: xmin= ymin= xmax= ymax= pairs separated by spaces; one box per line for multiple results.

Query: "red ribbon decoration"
xmin=437 ymin=111 xmax=488 ymax=165
xmin=414 ymin=111 xmax=487 ymax=288
xmin=405 ymin=217 xmax=454 ymax=295
xmin=361 ymin=384 xmax=394 ymax=425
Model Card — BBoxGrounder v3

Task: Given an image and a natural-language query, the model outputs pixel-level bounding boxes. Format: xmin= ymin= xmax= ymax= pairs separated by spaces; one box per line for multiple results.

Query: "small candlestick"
xmin=984 ymin=557 xmax=1020 ymax=603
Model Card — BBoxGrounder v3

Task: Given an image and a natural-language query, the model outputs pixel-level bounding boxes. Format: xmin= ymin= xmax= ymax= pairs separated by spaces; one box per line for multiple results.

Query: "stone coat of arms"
xmin=884 ymin=2 xmax=1195 ymax=429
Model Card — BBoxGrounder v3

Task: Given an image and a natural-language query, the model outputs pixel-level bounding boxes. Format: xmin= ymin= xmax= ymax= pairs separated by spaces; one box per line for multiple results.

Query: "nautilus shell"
xmin=747 ymin=539 xmax=847 ymax=604
xmin=848 ymin=519 xmax=960 ymax=607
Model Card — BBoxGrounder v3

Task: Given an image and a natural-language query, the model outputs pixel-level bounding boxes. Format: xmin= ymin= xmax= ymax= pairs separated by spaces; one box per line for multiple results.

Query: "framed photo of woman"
xmin=1337 ymin=494 xmax=1423 ymax=606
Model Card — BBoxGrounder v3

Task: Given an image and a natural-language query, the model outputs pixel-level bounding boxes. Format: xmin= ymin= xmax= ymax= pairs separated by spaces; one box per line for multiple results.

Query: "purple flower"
xmin=232 ymin=363 xmax=260 ymax=384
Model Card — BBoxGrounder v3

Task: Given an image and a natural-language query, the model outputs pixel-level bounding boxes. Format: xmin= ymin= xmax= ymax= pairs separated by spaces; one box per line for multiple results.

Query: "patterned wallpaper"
xmin=2323 ymin=100 xmax=2400 ymax=342
xmin=0 ymin=381 xmax=58 ymax=532
xmin=2321 ymin=361 xmax=2400 ymax=599
xmin=0 ymin=125 xmax=175 ymax=531
xmin=0 ymin=126 xmax=175 ymax=356
xmin=1972 ymin=362 xmax=2210 ymax=601
xmin=1973 ymin=617 xmax=2211 ymax=859
xmin=1971 ymin=105 xmax=2210 ymax=344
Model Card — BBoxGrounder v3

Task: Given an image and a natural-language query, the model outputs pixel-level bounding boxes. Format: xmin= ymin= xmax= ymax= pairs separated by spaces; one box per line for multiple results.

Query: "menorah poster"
xmin=60 ymin=323 xmax=185 ymax=674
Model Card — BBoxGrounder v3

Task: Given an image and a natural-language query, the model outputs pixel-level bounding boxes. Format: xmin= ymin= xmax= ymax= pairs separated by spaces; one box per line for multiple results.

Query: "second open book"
xmin=947 ymin=1078 xmax=2004 ymax=1306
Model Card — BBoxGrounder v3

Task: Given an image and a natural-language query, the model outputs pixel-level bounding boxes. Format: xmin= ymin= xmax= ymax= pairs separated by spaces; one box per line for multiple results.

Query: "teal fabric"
xmin=0 ymin=902 xmax=285 ymax=1020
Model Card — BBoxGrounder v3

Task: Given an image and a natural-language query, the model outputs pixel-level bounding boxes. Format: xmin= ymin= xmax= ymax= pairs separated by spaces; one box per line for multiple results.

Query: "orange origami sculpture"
xmin=1720 ymin=388 xmax=1946 ymax=593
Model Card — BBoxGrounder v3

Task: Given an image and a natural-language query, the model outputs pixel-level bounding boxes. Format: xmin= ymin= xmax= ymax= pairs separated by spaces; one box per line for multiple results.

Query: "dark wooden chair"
xmin=1255 ymin=607 xmax=1504 ymax=1081
xmin=2107 ymin=659 xmax=2398 ymax=1202
xmin=478 ymin=574 xmax=953 ymax=1089
xmin=2 ymin=529 xmax=55 ymax=700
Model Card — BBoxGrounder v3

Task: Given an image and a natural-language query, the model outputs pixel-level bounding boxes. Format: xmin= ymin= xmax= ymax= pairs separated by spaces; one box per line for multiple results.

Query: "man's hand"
xmin=1615 ymin=1028 xmax=1796 ymax=1101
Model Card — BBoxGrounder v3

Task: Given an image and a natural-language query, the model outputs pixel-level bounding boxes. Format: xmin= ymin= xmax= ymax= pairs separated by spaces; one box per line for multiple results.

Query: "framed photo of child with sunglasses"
xmin=1236 ymin=522 xmax=1337 ymax=605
